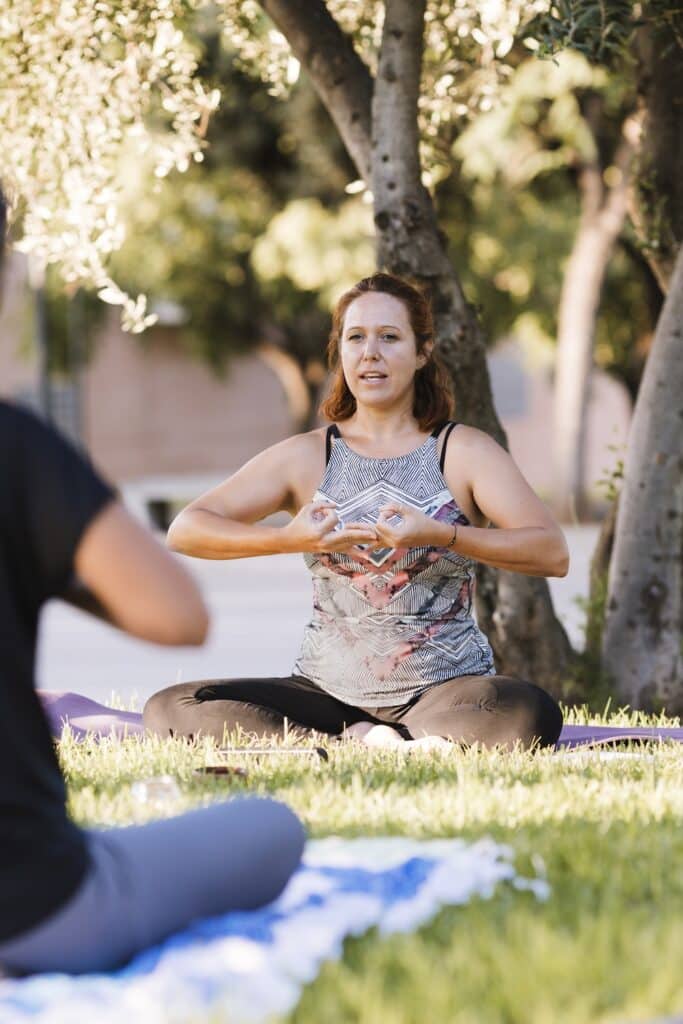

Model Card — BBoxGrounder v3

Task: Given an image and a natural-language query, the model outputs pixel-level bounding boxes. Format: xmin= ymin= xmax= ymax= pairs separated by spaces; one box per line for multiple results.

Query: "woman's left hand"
xmin=374 ymin=503 xmax=451 ymax=550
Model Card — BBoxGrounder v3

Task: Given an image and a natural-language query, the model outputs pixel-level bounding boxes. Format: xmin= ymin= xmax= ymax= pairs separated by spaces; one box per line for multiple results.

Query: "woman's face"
xmin=340 ymin=292 xmax=429 ymax=413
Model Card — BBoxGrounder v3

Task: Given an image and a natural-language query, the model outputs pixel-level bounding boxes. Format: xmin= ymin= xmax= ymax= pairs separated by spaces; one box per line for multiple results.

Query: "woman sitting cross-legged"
xmin=144 ymin=272 xmax=568 ymax=752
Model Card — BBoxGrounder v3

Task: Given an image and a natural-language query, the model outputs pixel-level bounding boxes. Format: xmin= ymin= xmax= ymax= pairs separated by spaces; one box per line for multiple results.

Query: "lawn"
xmin=60 ymin=708 xmax=683 ymax=1024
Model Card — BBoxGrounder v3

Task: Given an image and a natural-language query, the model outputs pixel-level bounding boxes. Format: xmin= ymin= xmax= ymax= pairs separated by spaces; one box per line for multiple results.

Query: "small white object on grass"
xmin=361 ymin=724 xmax=406 ymax=748
xmin=343 ymin=724 xmax=453 ymax=752
xmin=343 ymin=721 xmax=376 ymax=742
xmin=130 ymin=775 xmax=180 ymax=815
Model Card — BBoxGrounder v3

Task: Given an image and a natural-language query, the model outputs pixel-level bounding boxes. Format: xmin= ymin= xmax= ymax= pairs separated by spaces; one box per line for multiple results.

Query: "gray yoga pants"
xmin=0 ymin=798 xmax=304 ymax=976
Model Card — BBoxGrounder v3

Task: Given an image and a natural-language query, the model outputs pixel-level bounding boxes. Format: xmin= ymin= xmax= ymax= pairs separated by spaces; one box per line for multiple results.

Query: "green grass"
xmin=60 ymin=709 xmax=683 ymax=1024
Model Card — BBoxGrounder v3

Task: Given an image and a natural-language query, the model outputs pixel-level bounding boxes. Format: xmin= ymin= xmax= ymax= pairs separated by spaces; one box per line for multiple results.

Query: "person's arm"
xmin=13 ymin=403 xmax=210 ymax=644
xmin=73 ymin=502 xmax=209 ymax=645
xmin=167 ymin=433 xmax=378 ymax=560
xmin=374 ymin=428 xmax=569 ymax=578
xmin=61 ymin=574 xmax=112 ymax=622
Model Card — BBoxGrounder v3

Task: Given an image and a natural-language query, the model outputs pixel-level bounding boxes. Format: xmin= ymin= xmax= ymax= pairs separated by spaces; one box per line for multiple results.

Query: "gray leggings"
xmin=0 ymin=798 xmax=304 ymax=976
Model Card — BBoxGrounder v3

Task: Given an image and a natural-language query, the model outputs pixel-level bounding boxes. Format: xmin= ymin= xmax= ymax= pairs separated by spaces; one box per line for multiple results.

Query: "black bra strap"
xmin=438 ymin=421 xmax=458 ymax=474
xmin=325 ymin=424 xmax=341 ymax=465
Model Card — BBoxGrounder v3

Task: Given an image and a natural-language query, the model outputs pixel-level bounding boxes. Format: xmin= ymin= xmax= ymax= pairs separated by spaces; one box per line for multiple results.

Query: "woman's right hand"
xmin=281 ymin=501 xmax=379 ymax=554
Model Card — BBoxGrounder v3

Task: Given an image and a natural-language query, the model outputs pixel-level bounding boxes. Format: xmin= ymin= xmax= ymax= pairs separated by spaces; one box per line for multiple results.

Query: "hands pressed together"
xmin=282 ymin=500 xmax=453 ymax=556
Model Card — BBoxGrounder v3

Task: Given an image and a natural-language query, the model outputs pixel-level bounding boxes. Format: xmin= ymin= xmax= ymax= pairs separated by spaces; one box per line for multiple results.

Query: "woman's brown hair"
xmin=319 ymin=272 xmax=454 ymax=432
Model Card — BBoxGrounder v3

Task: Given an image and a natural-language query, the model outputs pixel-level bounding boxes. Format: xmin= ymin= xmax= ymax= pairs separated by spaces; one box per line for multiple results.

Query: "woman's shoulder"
xmin=278 ymin=426 xmax=329 ymax=458
xmin=440 ymin=425 xmax=503 ymax=527
xmin=274 ymin=427 xmax=329 ymax=507
xmin=254 ymin=426 xmax=326 ymax=463
xmin=272 ymin=426 xmax=328 ymax=471
xmin=443 ymin=423 xmax=498 ymax=456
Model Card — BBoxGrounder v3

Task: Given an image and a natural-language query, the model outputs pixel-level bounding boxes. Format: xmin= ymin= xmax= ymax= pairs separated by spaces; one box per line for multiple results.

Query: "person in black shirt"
xmin=0 ymin=192 xmax=304 ymax=974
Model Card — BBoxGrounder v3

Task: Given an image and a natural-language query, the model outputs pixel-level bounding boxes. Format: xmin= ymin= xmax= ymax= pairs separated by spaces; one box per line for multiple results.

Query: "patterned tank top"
xmin=294 ymin=422 xmax=496 ymax=706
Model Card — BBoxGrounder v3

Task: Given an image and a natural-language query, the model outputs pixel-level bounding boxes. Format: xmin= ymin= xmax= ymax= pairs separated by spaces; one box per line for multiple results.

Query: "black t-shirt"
xmin=0 ymin=401 xmax=114 ymax=941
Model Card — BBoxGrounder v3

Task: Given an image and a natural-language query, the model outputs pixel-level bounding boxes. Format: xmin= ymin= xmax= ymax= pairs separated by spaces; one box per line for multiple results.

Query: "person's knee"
xmin=514 ymin=681 xmax=563 ymax=748
xmin=141 ymin=689 xmax=166 ymax=734
xmin=226 ymin=797 xmax=305 ymax=907
xmin=142 ymin=683 xmax=198 ymax=736
xmin=266 ymin=799 xmax=306 ymax=868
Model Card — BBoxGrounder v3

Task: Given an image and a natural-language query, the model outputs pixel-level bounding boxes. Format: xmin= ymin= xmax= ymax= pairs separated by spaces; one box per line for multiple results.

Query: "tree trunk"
xmin=585 ymin=492 xmax=619 ymax=664
xmin=553 ymin=128 xmax=632 ymax=522
xmin=261 ymin=0 xmax=576 ymax=695
xmin=601 ymin=246 xmax=683 ymax=712
xmin=630 ymin=23 xmax=683 ymax=293
xmin=371 ymin=0 xmax=574 ymax=696
xmin=260 ymin=0 xmax=374 ymax=183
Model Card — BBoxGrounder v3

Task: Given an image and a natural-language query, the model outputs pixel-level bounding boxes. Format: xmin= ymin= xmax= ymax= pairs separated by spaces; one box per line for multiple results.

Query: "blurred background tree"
xmin=527 ymin=0 xmax=683 ymax=712
xmin=448 ymin=48 xmax=654 ymax=520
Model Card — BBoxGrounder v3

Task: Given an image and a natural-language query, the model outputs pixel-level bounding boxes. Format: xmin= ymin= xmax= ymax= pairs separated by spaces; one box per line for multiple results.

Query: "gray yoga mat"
xmin=37 ymin=691 xmax=683 ymax=749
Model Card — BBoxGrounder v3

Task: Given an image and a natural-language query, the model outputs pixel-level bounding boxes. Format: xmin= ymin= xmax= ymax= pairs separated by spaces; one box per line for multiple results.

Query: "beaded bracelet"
xmin=447 ymin=523 xmax=458 ymax=549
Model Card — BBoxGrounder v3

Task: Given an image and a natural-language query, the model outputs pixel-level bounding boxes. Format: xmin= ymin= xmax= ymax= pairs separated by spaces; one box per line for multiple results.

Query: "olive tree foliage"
xmin=527 ymin=0 xmax=683 ymax=291
xmin=221 ymin=0 xmax=550 ymax=185
xmin=0 ymin=0 xmax=219 ymax=331
xmin=1 ymin=0 xmax=550 ymax=331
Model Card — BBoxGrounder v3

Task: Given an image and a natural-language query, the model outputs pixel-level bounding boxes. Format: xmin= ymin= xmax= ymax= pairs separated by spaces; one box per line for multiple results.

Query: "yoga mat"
xmin=556 ymin=723 xmax=683 ymax=749
xmin=38 ymin=691 xmax=683 ymax=749
xmin=39 ymin=692 xmax=144 ymax=740
xmin=0 ymin=836 xmax=548 ymax=1024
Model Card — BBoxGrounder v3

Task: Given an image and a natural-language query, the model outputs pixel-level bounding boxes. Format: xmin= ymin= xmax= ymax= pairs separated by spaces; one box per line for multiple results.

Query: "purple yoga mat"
xmin=37 ymin=691 xmax=683 ymax=749
xmin=38 ymin=691 xmax=144 ymax=740
xmin=556 ymin=723 xmax=683 ymax=748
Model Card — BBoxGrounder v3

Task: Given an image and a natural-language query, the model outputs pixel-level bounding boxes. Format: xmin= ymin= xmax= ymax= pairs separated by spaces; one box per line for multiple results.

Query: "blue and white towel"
xmin=0 ymin=837 xmax=548 ymax=1024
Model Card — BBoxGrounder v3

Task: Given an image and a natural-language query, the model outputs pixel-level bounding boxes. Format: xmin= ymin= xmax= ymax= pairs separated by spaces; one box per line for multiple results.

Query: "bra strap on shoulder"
xmin=325 ymin=423 xmax=341 ymax=465
xmin=438 ymin=421 xmax=459 ymax=474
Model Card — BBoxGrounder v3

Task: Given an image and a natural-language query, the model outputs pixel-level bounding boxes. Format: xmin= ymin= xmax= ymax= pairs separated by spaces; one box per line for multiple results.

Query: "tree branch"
xmin=598 ymin=123 xmax=637 ymax=234
xmin=259 ymin=0 xmax=374 ymax=181
xmin=576 ymin=93 xmax=605 ymax=217
xmin=630 ymin=23 xmax=683 ymax=292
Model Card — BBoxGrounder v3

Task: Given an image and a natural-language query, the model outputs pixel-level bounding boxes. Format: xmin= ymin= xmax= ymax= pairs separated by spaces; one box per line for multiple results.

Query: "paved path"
xmin=37 ymin=526 xmax=600 ymax=707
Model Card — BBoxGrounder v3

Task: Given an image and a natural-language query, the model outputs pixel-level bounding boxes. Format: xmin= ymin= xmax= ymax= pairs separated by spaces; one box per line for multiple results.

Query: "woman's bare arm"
xmin=166 ymin=434 xmax=316 ymax=560
xmin=74 ymin=502 xmax=209 ymax=644
xmin=166 ymin=432 xmax=378 ymax=560
xmin=444 ymin=428 xmax=569 ymax=577
xmin=373 ymin=427 xmax=569 ymax=577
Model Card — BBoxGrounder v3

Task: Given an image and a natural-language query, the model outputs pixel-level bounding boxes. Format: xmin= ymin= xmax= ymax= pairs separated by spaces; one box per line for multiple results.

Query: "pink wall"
xmin=82 ymin=316 xmax=296 ymax=481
